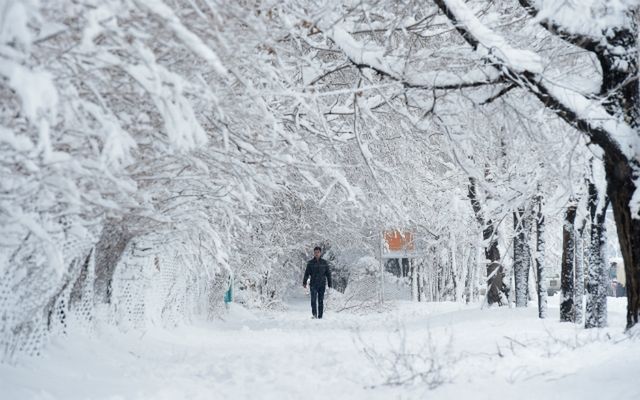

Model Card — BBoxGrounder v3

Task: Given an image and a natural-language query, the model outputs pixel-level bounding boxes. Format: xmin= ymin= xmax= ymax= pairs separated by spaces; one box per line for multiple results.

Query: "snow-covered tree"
xmin=290 ymin=0 xmax=640 ymax=329
xmin=560 ymin=199 xmax=578 ymax=322
xmin=0 ymin=0 xmax=363 ymax=358
xmin=586 ymin=159 xmax=610 ymax=328
xmin=431 ymin=0 xmax=640 ymax=330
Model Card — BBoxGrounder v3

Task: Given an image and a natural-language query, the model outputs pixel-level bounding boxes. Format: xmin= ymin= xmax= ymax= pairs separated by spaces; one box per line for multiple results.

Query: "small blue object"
xmin=224 ymin=276 xmax=233 ymax=303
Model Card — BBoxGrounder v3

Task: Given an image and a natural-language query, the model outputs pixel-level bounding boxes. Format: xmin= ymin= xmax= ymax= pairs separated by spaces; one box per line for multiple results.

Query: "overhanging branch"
xmin=432 ymin=0 xmax=631 ymax=163
xmin=518 ymin=0 xmax=600 ymax=52
xmin=323 ymin=25 xmax=506 ymax=90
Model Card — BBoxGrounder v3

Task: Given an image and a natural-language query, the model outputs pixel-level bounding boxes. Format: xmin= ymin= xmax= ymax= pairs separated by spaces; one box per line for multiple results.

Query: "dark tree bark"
xmin=560 ymin=201 xmax=577 ymax=322
xmin=513 ymin=207 xmax=531 ymax=307
xmin=585 ymin=177 xmax=610 ymax=328
xmin=468 ymin=177 xmax=508 ymax=305
xmin=535 ymin=193 xmax=547 ymax=318
xmin=604 ymin=156 xmax=640 ymax=329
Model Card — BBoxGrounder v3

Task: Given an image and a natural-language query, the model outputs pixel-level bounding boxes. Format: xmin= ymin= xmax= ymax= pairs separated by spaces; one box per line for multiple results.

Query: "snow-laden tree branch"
xmin=426 ymin=0 xmax=638 ymax=167
xmin=433 ymin=0 xmax=637 ymax=162
xmin=323 ymin=25 xmax=505 ymax=90
xmin=517 ymin=0 xmax=601 ymax=52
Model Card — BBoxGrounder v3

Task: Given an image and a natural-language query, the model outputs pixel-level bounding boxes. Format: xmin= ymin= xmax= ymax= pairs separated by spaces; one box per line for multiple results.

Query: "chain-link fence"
xmin=0 ymin=219 xmax=96 ymax=362
xmin=0 ymin=230 xmax=228 ymax=363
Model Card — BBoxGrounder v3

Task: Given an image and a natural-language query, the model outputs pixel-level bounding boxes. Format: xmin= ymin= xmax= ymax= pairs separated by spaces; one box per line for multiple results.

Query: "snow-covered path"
xmin=1 ymin=295 xmax=639 ymax=400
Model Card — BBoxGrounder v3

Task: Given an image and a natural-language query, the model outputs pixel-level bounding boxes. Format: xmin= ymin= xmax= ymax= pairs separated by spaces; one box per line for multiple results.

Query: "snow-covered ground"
xmin=1 ymin=294 xmax=638 ymax=400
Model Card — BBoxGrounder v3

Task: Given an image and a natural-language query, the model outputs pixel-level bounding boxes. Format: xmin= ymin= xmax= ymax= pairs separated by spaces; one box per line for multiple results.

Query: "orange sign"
xmin=384 ymin=230 xmax=414 ymax=251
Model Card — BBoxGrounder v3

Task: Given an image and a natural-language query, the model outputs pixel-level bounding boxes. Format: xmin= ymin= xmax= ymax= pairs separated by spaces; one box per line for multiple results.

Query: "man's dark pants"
xmin=310 ymin=285 xmax=326 ymax=318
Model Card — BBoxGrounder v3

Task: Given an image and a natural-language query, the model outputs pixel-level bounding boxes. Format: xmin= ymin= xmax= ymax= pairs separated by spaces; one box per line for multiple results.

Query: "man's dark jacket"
xmin=303 ymin=257 xmax=332 ymax=288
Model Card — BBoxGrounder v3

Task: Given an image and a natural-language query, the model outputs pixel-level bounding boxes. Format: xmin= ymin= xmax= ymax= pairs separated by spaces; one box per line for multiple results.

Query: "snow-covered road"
xmin=1 ymin=295 xmax=639 ymax=400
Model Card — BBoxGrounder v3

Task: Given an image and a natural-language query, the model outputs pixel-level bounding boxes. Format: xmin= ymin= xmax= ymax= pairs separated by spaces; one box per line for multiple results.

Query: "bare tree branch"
xmin=479 ymin=84 xmax=517 ymax=105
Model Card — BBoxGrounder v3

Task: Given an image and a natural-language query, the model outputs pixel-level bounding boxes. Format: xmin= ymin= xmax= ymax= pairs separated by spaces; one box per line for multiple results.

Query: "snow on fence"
xmin=0 ymin=233 xmax=227 ymax=363
xmin=0 ymin=218 xmax=96 ymax=362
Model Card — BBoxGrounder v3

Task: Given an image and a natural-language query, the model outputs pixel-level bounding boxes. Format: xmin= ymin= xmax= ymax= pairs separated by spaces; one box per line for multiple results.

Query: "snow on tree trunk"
xmin=560 ymin=201 xmax=577 ymax=322
xmin=574 ymin=223 xmax=586 ymax=324
xmin=513 ymin=207 xmax=530 ymax=307
xmin=411 ymin=258 xmax=418 ymax=302
xmin=449 ymin=234 xmax=464 ymax=303
xmin=464 ymin=245 xmax=475 ymax=304
xmin=468 ymin=177 xmax=507 ymax=306
xmin=535 ymin=193 xmax=547 ymax=319
xmin=586 ymin=177 xmax=610 ymax=329
xmin=417 ymin=261 xmax=423 ymax=302
xmin=485 ymin=227 xmax=506 ymax=306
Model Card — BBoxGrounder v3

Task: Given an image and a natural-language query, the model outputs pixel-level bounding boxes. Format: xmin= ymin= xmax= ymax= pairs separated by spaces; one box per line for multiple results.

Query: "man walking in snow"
xmin=303 ymin=246 xmax=332 ymax=319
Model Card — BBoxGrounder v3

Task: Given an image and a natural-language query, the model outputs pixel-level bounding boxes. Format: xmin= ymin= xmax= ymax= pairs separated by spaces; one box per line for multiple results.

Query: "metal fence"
xmin=0 ymin=232 xmax=227 ymax=363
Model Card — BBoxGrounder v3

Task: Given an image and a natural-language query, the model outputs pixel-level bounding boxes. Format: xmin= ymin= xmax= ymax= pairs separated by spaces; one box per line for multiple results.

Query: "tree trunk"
xmin=604 ymin=156 xmax=640 ymax=330
xmin=437 ymin=261 xmax=444 ymax=301
xmin=560 ymin=201 xmax=577 ymax=322
xmin=485 ymin=226 xmax=506 ymax=305
xmin=575 ymin=222 xmax=586 ymax=324
xmin=417 ymin=261 xmax=422 ymax=302
xmin=450 ymin=235 xmax=465 ymax=302
xmin=513 ymin=207 xmax=531 ymax=307
xmin=535 ymin=193 xmax=547 ymax=318
xmin=464 ymin=244 xmax=475 ymax=304
xmin=468 ymin=177 xmax=507 ymax=306
xmin=586 ymin=172 xmax=611 ymax=328
xmin=410 ymin=258 xmax=418 ymax=302
xmin=597 ymin=17 xmax=640 ymax=331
